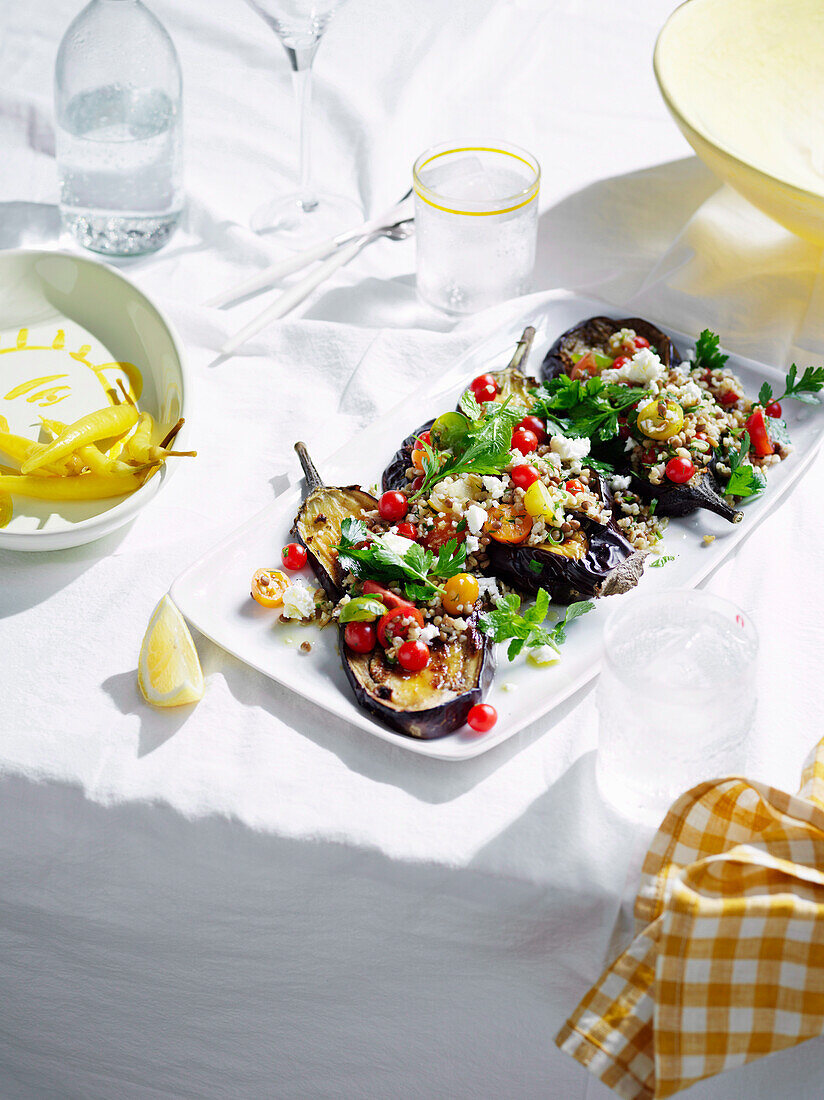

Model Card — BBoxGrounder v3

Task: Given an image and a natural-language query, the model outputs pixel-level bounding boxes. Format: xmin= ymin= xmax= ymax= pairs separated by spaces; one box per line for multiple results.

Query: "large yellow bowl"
xmin=654 ymin=0 xmax=824 ymax=244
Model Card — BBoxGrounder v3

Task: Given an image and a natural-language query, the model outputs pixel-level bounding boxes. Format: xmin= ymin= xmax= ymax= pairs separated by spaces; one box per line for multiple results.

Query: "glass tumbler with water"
xmin=596 ymin=590 xmax=758 ymax=826
xmin=55 ymin=0 xmax=183 ymax=256
xmin=413 ymin=143 xmax=540 ymax=314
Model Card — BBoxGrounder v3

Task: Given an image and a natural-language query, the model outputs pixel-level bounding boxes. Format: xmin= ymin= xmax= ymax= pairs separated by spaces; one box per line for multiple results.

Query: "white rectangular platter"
xmin=172 ymin=293 xmax=824 ymax=760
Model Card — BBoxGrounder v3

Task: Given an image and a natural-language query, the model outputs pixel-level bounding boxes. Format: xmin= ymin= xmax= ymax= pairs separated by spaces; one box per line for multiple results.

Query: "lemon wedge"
xmin=138 ymin=595 xmax=204 ymax=707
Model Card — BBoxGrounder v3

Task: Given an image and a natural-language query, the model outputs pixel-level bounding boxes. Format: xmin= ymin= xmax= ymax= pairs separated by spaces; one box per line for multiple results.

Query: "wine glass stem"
xmin=284 ymin=41 xmax=320 ymax=213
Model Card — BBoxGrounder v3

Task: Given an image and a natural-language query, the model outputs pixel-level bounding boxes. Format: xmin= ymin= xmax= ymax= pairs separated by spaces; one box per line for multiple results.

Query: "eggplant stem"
xmin=506 ymin=325 xmax=536 ymax=374
xmin=294 ymin=441 xmax=325 ymax=493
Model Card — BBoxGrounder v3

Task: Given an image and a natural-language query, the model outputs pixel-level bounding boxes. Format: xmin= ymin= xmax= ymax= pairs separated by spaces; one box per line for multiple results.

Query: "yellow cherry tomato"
xmin=411 ymin=447 xmax=426 ymax=471
xmin=486 ymin=504 xmax=532 ymax=544
xmin=443 ymin=572 xmax=480 ymax=615
xmin=523 ymin=481 xmax=567 ymax=526
xmin=636 ymin=397 xmax=684 ymax=441
xmin=251 ymin=568 xmax=289 ymax=608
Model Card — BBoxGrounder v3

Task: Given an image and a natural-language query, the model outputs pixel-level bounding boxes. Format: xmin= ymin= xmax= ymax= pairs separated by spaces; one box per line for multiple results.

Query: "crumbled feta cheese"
xmin=450 ymin=617 xmax=468 ymax=631
xmin=550 ymin=433 xmax=591 ymax=461
xmin=381 ymin=532 xmax=416 ymax=557
xmin=481 ymin=476 xmax=505 ymax=499
xmin=677 ymin=380 xmax=703 ymax=408
xmin=429 ymin=475 xmax=476 ymax=513
xmin=477 ymin=576 xmax=503 ymax=605
xmin=419 ymin=624 xmax=439 ymax=643
xmin=281 ymin=583 xmax=316 ymax=620
xmin=601 ymin=346 xmax=665 ymax=386
xmin=527 ymin=644 xmax=561 ymax=667
xmin=466 ymin=503 xmax=487 ymax=535
xmin=465 ymin=534 xmax=480 ymax=553
xmin=610 ymin=474 xmax=632 ymax=492
xmin=624 ymin=437 xmax=636 ymax=453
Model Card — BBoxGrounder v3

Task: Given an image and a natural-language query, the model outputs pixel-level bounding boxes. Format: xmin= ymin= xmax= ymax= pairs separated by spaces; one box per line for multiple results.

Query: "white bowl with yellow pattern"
xmin=0 ymin=249 xmax=189 ymax=551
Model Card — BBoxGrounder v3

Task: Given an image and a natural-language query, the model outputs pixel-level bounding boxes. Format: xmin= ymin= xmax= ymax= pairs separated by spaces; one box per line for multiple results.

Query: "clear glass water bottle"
xmin=55 ymin=0 xmax=183 ymax=256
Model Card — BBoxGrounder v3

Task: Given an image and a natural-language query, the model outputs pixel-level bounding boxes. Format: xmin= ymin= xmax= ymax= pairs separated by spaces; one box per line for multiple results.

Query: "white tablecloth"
xmin=3 ymin=1 xmax=824 ymax=1097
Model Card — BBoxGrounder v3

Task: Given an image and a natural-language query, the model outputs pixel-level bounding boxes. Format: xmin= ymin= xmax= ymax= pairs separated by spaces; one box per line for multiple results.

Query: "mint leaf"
xmin=478 ymin=589 xmax=593 ymax=661
xmin=766 ymin=416 xmax=791 ymax=448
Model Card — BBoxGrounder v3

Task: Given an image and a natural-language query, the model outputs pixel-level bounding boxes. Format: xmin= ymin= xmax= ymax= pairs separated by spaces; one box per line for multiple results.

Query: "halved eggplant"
xmin=340 ymin=606 xmax=495 ymax=740
xmin=473 ymin=324 xmax=539 ymax=407
xmin=293 ymin=442 xmax=379 ymax=599
xmin=541 ymin=315 xmax=680 ymax=381
xmin=293 ymin=442 xmax=496 ymax=740
xmin=485 ymin=472 xmax=647 ymax=603
xmin=382 ymin=326 xmax=539 ymax=493
xmin=628 ymin=457 xmax=743 ymax=524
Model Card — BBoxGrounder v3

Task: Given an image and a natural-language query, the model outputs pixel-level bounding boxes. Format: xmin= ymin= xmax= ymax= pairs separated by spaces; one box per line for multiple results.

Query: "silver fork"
xmin=220 ymin=217 xmax=414 ymax=354
xmin=207 ymin=188 xmax=414 ymax=309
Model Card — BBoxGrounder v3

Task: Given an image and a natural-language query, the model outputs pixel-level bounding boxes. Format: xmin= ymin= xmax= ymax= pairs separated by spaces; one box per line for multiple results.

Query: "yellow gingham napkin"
xmin=556 ymin=740 xmax=824 ymax=1098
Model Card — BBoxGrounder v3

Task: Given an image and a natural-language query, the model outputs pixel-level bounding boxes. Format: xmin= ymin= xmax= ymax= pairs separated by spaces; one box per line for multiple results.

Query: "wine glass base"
xmin=250 ymin=191 xmax=363 ymax=246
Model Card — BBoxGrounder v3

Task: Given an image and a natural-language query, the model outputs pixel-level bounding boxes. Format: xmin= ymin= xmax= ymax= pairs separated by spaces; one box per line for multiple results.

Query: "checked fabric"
xmin=556 ymin=740 xmax=824 ymax=1098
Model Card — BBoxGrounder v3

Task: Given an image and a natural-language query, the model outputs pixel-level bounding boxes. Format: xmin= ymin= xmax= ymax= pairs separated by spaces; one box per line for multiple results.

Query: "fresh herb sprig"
xmin=693 ymin=329 xmax=729 ymax=374
xmin=531 ymin=375 xmax=647 ymax=442
xmin=650 ymin=555 xmax=675 ymax=568
xmin=759 ymin=363 xmax=824 ymax=408
xmin=725 ymin=431 xmax=767 ymax=498
xmin=336 ymin=517 xmax=467 ymax=601
xmin=478 ymin=588 xmax=593 ymax=661
xmin=413 ymin=396 xmax=526 ymax=499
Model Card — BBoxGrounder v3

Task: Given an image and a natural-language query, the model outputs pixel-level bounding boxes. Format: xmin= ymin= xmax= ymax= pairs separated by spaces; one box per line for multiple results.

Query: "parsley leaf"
xmin=759 ymin=364 xmax=824 ymax=407
xmin=531 ymin=376 xmax=647 ymax=443
xmin=336 ymin=517 xmax=466 ymax=600
xmin=725 ymin=431 xmax=767 ymax=498
xmin=478 ymin=590 xmax=593 ymax=661
xmin=693 ymin=330 xmax=728 ymax=373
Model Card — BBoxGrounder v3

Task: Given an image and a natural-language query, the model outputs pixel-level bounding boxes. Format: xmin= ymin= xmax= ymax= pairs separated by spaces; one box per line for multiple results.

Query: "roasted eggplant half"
xmin=541 ymin=315 xmax=680 ymax=381
xmin=628 ymin=458 xmax=743 ymax=524
xmin=294 ymin=442 xmax=496 ymax=740
xmin=339 ymin=606 xmax=495 ymax=740
xmin=485 ymin=470 xmax=647 ymax=602
xmin=465 ymin=324 xmax=539 ymax=408
xmin=382 ymin=326 xmax=539 ymax=493
xmin=293 ymin=442 xmax=379 ymax=599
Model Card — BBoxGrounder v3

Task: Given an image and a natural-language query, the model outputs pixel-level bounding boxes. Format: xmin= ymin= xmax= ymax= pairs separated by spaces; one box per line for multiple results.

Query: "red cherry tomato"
xmin=421 ymin=516 xmax=466 ymax=552
xmin=361 ymin=580 xmax=406 ymax=610
xmin=395 ymin=521 xmax=418 ymax=540
xmin=665 ymin=456 xmax=695 ymax=483
xmin=720 ymin=390 xmax=739 ymax=407
xmin=470 ymin=373 xmax=497 ymax=396
xmin=378 ymin=490 xmax=408 ymax=521
xmin=377 ymin=605 xmax=425 ymax=648
xmin=744 ymin=408 xmax=774 ymax=457
xmin=467 ymin=703 xmax=497 ymax=733
xmin=618 ymin=424 xmax=630 ymax=441
xmin=511 ymin=427 xmax=539 ymax=456
xmin=281 ymin=542 xmax=308 ymax=570
xmin=410 ymin=475 xmax=424 ymax=492
xmin=633 ymin=336 xmax=650 ymax=349
xmin=344 ymin=621 xmax=376 ymax=653
xmin=510 ymin=464 xmax=539 ymax=490
xmin=565 ymin=479 xmax=585 ymax=494
xmin=397 ymin=640 xmax=430 ymax=672
xmin=611 ymin=355 xmax=630 ymax=371
xmin=473 ymin=382 xmax=498 ymax=403
xmin=516 ymin=415 xmax=547 ymax=442
xmin=765 ymin=400 xmax=782 ymax=418
xmin=416 ymin=430 xmax=432 ymax=446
